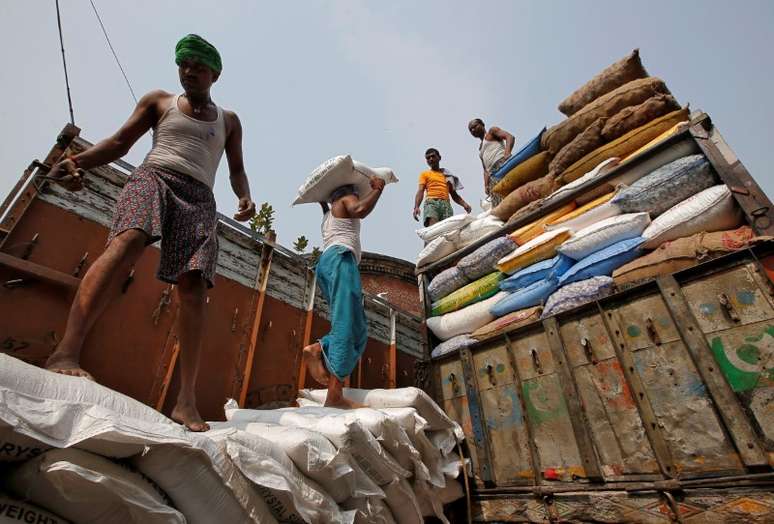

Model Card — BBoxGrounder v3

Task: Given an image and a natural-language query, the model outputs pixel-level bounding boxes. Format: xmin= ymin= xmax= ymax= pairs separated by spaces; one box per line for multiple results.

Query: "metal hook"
xmin=581 ymin=337 xmax=597 ymax=365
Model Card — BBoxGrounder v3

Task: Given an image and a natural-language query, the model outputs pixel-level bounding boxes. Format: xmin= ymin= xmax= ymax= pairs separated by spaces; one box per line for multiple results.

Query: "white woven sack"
xmin=214 ymin=421 xmax=382 ymax=503
xmin=547 ymin=157 xmax=620 ymax=204
xmin=297 ymin=387 xmax=463 ymax=436
xmin=545 ymin=201 xmax=623 ymax=234
xmin=416 ymin=213 xmax=473 ymax=242
xmin=294 ymin=155 xmax=397 ymax=205
xmin=416 ymin=234 xmax=457 ymax=266
xmin=456 ymin=215 xmax=505 ymax=249
xmin=0 ymin=494 xmax=70 ymax=524
xmin=613 ymin=129 xmax=699 ymax=187
xmin=383 ymin=479 xmax=423 ymax=524
xmin=342 ymin=497 xmax=396 ymax=524
xmin=224 ymin=401 xmax=409 ymax=486
xmin=8 ymin=448 xmax=185 ymax=524
xmin=415 ymin=478 xmax=464 ymax=523
xmin=426 ymin=291 xmax=507 ymax=341
xmin=205 ymin=428 xmax=354 ymax=524
xmin=558 ymin=212 xmax=650 ymax=260
xmin=642 ymin=185 xmax=743 ymax=249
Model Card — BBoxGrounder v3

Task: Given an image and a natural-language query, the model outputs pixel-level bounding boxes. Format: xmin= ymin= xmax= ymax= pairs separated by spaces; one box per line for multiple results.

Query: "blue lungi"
xmin=316 ymin=245 xmax=369 ymax=380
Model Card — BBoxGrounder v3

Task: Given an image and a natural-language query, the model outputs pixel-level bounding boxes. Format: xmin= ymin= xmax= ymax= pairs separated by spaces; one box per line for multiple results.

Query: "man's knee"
xmin=110 ymin=229 xmax=147 ymax=256
xmin=177 ymin=272 xmax=207 ymax=304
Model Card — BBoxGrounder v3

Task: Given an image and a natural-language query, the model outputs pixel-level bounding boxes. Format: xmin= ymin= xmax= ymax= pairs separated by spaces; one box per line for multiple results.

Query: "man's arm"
xmin=448 ymin=183 xmax=472 ymax=213
xmin=224 ymin=111 xmax=256 ymax=222
xmin=413 ymin=184 xmax=425 ymax=221
xmin=490 ymin=126 xmax=516 ymax=158
xmin=342 ymin=178 xmax=385 ymax=219
xmin=47 ymin=90 xmax=164 ymax=191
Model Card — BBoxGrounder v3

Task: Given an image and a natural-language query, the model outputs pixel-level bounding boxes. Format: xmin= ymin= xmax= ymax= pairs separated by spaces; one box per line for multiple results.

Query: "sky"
xmin=2 ymin=1 xmax=774 ymax=261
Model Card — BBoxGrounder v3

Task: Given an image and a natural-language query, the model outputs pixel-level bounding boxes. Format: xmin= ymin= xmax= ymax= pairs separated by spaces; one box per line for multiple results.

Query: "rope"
xmin=55 ymin=0 xmax=75 ymax=124
xmin=89 ymin=0 xmax=138 ymax=104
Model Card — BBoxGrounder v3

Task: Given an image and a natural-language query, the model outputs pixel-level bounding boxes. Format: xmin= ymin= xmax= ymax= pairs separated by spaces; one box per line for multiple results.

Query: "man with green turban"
xmin=45 ymin=34 xmax=256 ymax=432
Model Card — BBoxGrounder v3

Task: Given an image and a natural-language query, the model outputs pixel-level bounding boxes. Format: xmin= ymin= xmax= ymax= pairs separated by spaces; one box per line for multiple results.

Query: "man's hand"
xmin=47 ymin=158 xmax=84 ymax=192
xmin=370 ymin=177 xmax=386 ymax=192
xmin=413 ymin=206 xmax=421 ymax=221
xmin=234 ymin=197 xmax=256 ymax=221
xmin=463 ymin=203 xmax=472 ymax=214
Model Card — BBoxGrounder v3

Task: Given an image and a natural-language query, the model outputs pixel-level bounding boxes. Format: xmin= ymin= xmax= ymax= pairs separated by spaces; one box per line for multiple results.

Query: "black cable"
xmin=55 ymin=0 xmax=75 ymax=124
xmin=89 ymin=0 xmax=138 ymax=104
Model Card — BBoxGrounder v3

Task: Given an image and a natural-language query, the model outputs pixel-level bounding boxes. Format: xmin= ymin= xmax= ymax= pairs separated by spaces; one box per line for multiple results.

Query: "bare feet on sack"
xmin=45 ymin=353 xmax=94 ymax=381
xmin=171 ymin=402 xmax=210 ymax=432
xmin=303 ymin=342 xmax=331 ymax=385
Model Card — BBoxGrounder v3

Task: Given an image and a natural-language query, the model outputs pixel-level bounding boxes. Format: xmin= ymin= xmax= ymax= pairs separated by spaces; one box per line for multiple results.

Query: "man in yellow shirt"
xmin=413 ymin=148 xmax=471 ymax=227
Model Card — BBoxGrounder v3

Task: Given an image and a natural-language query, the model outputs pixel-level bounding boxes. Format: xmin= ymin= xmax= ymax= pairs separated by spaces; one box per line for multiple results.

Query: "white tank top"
xmin=479 ymin=138 xmax=506 ymax=172
xmin=321 ymin=212 xmax=362 ymax=263
xmin=143 ymin=94 xmax=227 ymax=189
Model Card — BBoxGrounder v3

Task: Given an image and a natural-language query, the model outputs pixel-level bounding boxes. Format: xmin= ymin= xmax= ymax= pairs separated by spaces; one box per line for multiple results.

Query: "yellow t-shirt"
xmin=419 ymin=170 xmax=449 ymax=200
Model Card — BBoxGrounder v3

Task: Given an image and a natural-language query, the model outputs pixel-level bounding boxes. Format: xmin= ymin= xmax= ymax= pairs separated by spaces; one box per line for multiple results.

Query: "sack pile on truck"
xmin=415 ymin=212 xmax=505 ymax=267
xmin=423 ymin=48 xmax=755 ymax=347
xmin=218 ymin=388 xmax=467 ymax=524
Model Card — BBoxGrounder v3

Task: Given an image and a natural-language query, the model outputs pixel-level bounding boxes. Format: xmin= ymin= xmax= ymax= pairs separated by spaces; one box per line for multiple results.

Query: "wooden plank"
xmin=295 ymin=271 xmax=317 ymax=393
xmin=691 ymin=120 xmax=774 ymax=236
xmin=597 ymin=301 xmax=678 ymax=478
xmin=0 ymin=252 xmax=80 ymax=289
xmin=658 ymin=274 xmax=769 ymax=467
xmin=151 ymin=301 xmax=181 ymax=410
xmin=543 ymin=317 xmax=603 ymax=480
xmin=238 ymin=232 xmax=276 ymax=407
xmin=459 ymin=346 xmax=495 ymax=483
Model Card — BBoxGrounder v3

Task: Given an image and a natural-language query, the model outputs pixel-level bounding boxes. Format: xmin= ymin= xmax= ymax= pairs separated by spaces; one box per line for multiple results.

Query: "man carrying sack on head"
xmin=45 ymin=34 xmax=256 ymax=431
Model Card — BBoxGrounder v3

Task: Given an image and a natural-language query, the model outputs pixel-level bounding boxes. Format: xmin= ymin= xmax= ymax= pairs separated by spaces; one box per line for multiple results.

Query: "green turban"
xmin=175 ymin=34 xmax=222 ymax=73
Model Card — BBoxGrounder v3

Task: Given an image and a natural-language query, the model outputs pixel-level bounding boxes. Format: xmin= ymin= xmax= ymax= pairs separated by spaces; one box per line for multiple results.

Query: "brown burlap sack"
xmin=613 ymin=226 xmax=771 ymax=286
xmin=542 ymin=77 xmax=670 ymax=155
xmin=558 ymin=107 xmax=690 ymax=185
xmin=558 ymin=49 xmax=648 ymax=117
xmin=548 ymin=117 xmax=606 ymax=178
xmin=492 ymin=151 xmax=551 ymax=198
xmin=491 ymin=174 xmax=557 ymax=221
xmin=601 ymin=94 xmax=681 ymax=141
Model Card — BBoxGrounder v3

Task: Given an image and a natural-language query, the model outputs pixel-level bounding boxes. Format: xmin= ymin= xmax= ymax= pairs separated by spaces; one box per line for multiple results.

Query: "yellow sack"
xmin=620 ymin=121 xmax=691 ymax=163
xmin=547 ymin=192 xmax=615 ymax=228
xmin=496 ymin=228 xmax=571 ymax=274
xmin=558 ymin=108 xmax=690 ymax=185
xmin=492 ymin=151 xmax=551 ymax=197
xmin=431 ymin=271 xmax=504 ymax=317
xmin=509 ymin=202 xmax=576 ymax=246
xmin=472 ymin=305 xmax=543 ymax=341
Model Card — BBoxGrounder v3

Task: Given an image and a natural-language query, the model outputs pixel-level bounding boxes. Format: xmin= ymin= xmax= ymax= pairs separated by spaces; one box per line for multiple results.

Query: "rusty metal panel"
xmin=614 ymin=293 xmax=682 ymax=350
xmin=441 ymin=394 xmax=479 ymax=479
xmin=631 ymin=339 xmax=744 ymax=477
xmin=681 ymin=263 xmax=774 ymax=333
xmin=704 ymin=320 xmax=774 ymax=460
xmin=480 ymin=384 xmax=535 ymax=484
xmin=438 ymin=358 xmax=465 ymax=400
xmin=559 ymin=311 xmax=617 ymax=367
xmin=473 ymin=341 xmax=516 ymax=391
xmin=509 ymin=329 xmax=557 ymax=380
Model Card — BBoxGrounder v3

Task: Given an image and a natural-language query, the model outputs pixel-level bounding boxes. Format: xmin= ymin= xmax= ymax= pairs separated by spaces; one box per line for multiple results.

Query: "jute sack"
xmin=492 ymin=151 xmax=551 ymax=197
xmin=558 ymin=108 xmax=690 ymax=184
xmin=602 ymin=94 xmax=681 ymax=141
xmin=558 ymin=49 xmax=648 ymax=117
xmin=8 ymin=448 xmax=185 ymax=524
xmin=472 ymin=306 xmax=543 ymax=341
xmin=613 ymin=226 xmax=770 ymax=286
xmin=543 ymin=77 xmax=670 ymax=155
xmin=0 ymin=494 xmax=70 ymax=524
xmin=492 ymin=174 xmax=559 ymax=221
xmin=548 ymin=118 xmax=606 ymax=178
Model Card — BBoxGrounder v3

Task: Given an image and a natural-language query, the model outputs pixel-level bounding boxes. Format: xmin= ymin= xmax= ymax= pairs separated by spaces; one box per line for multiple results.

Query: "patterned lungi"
xmin=487 ymin=156 xmax=509 ymax=207
xmin=422 ymin=198 xmax=453 ymax=226
xmin=108 ymin=164 xmax=219 ymax=288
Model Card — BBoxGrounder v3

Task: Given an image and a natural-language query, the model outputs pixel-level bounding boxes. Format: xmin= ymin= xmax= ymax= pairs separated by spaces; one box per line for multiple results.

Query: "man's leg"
xmin=46 ymin=229 xmax=148 ymax=378
xmin=171 ymin=271 xmax=209 ymax=432
xmin=303 ymin=341 xmax=330 ymax=386
xmin=324 ymin=374 xmax=362 ymax=408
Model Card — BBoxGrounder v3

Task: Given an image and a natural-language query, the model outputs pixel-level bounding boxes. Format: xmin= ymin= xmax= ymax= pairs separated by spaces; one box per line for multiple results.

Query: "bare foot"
xmin=171 ymin=402 xmax=210 ymax=432
xmin=303 ymin=343 xmax=330 ymax=386
xmin=45 ymin=355 xmax=94 ymax=381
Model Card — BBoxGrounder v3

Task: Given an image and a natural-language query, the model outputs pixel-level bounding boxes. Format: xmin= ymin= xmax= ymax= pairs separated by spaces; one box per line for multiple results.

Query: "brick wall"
xmin=360 ymin=252 xmax=420 ymax=316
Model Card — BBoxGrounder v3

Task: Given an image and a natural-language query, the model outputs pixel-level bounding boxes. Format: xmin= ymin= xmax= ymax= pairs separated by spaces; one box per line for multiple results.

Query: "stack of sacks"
xmin=455 ymin=212 xmax=505 ymax=249
xmin=614 ymin=226 xmax=771 ymax=286
xmin=489 ymin=128 xmax=546 ymax=183
xmin=427 ymin=292 xmax=509 ymax=341
xmin=0 ymin=354 xmax=279 ymax=524
xmin=431 ymin=271 xmax=504 ymax=316
xmin=491 ymin=173 xmax=559 ymax=222
xmin=496 ymin=229 xmax=572 ymax=275
xmin=509 ymin=202 xmax=577 ymax=245
xmin=490 ymin=255 xmax=574 ymax=317
xmin=416 ymin=214 xmax=474 ymax=267
xmin=294 ymin=388 xmax=468 ymax=524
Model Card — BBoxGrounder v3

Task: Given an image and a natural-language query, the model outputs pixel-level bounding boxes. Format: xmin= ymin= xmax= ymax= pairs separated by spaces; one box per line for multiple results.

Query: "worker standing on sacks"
xmin=43 ymin=35 xmax=256 ymax=432
xmin=413 ymin=148 xmax=472 ymax=227
xmin=303 ymin=178 xmax=387 ymax=408
xmin=468 ymin=118 xmax=515 ymax=206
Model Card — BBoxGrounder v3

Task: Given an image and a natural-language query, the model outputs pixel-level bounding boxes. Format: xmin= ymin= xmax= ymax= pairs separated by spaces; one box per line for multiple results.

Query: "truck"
xmin=416 ymin=111 xmax=774 ymax=522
